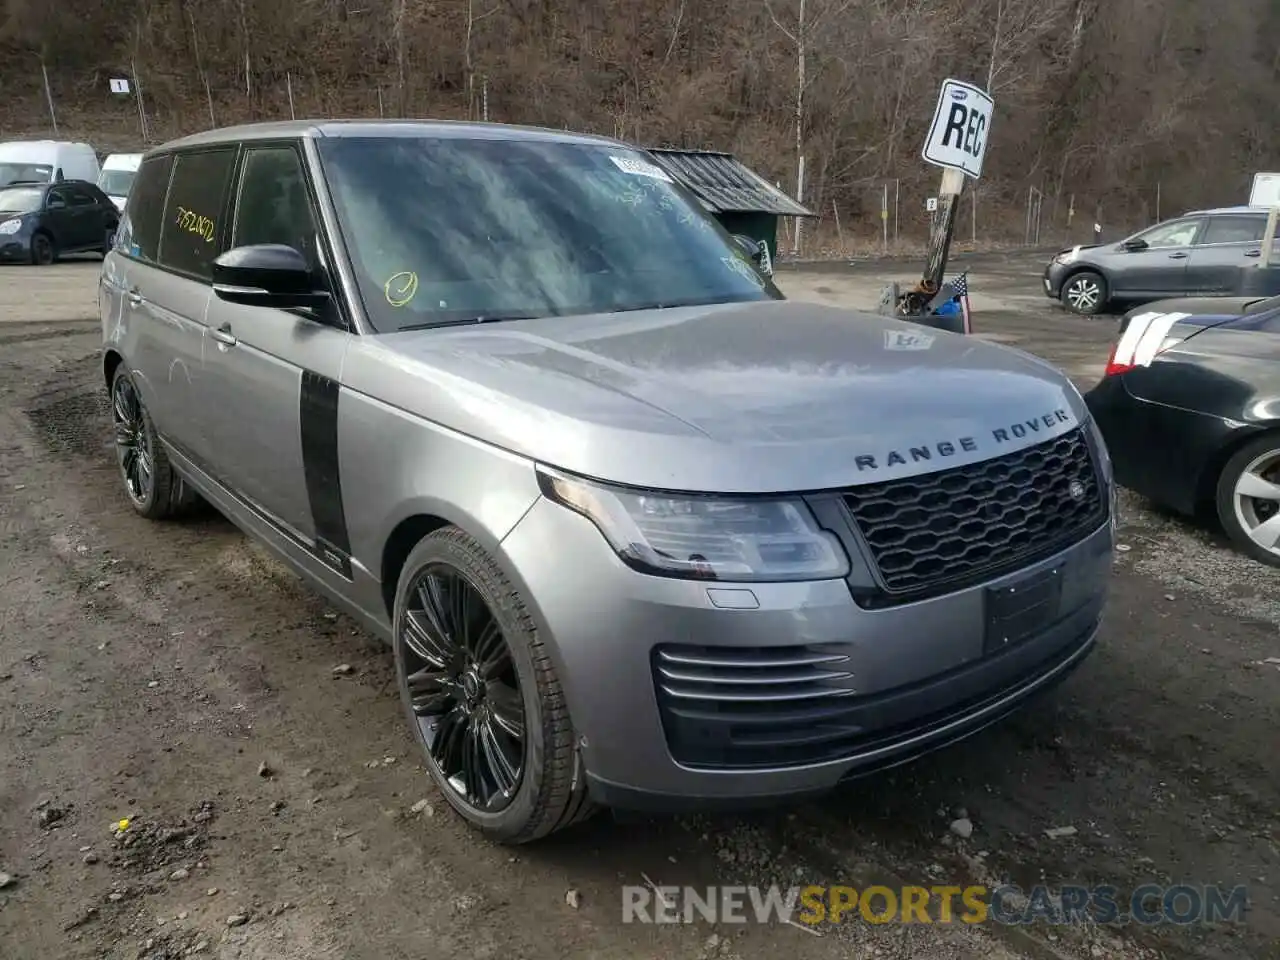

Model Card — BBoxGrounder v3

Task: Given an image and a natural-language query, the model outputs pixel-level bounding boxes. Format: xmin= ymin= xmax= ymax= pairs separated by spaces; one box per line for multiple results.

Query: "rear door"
xmin=1108 ymin=217 xmax=1204 ymax=297
xmin=122 ymin=148 xmax=238 ymax=461
xmin=1184 ymin=214 xmax=1272 ymax=294
xmin=200 ymin=140 xmax=351 ymax=560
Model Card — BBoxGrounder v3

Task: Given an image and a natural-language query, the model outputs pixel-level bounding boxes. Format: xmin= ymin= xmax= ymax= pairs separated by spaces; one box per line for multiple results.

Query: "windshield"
xmin=98 ymin=169 xmax=136 ymax=197
xmin=316 ymin=136 xmax=778 ymax=333
xmin=0 ymin=187 xmax=44 ymax=214
xmin=0 ymin=162 xmax=52 ymax=187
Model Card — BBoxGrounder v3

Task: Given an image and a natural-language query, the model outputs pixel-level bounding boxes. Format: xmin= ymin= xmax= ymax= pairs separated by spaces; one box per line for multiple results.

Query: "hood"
xmin=344 ymin=300 xmax=1088 ymax=493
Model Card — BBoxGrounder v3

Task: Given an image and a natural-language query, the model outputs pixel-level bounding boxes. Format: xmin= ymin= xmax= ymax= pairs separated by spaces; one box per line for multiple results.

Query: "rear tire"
xmin=392 ymin=527 xmax=596 ymax=843
xmin=109 ymin=365 xmax=201 ymax=520
xmin=30 ymin=232 xmax=55 ymax=266
xmin=1061 ymin=270 xmax=1107 ymax=315
xmin=1215 ymin=434 xmax=1280 ymax=568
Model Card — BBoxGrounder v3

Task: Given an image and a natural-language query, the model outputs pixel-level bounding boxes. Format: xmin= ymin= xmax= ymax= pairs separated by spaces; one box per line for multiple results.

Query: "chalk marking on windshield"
xmin=384 ymin=271 xmax=419 ymax=307
xmin=721 ymin=256 xmax=765 ymax=287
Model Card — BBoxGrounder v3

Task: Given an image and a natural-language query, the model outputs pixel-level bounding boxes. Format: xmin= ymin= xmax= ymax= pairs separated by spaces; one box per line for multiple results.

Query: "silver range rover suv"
xmin=99 ymin=120 xmax=1115 ymax=843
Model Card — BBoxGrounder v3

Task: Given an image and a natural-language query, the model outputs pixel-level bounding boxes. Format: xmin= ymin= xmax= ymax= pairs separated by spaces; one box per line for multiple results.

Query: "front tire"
xmin=1061 ymin=270 xmax=1107 ymax=315
xmin=392 ymin=527 xmax=595 ymax=843
xmin=30 ymin=232 xmax=55 ymax=266
xmin=1215 ymin=435 xmax=1280 ymax=568
xmin=109 ymin=365 xmax=200 ymax=520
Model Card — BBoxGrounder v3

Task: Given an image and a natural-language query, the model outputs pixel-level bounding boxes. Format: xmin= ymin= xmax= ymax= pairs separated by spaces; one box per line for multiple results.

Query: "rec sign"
xmin=922 ymin=79 xmax=994 ymax=179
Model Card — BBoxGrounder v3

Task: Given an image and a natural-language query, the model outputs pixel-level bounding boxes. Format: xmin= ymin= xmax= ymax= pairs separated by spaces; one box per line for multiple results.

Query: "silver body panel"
xmin=101 ymin=120 xmax=1114 ymax=808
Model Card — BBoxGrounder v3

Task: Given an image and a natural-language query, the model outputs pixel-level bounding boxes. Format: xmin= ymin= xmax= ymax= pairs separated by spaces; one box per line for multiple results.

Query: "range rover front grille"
xmin=841 ymin=427 xmax=1107 ymax=603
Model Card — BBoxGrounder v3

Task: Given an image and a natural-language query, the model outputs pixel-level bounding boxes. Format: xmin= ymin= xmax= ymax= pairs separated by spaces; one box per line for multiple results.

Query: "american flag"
xmin=951 ymin=272 xmax=972 ymax=334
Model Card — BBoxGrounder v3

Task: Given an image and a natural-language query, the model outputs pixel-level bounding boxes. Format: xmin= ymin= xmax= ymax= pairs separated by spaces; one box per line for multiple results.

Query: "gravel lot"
xmin=1 ymin=253 xmax=1277 ymax=960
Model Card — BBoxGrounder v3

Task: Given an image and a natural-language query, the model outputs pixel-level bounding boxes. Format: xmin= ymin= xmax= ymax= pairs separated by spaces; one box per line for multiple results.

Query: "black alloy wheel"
xmin=31 ymin=232 xmax=55 ymax=266
xmin=108 ymin=365 xmax=201 ymax=520
xmin=112 ymin=371 xmax=154 ymax=507
xmin=400 ymin=564 xmax=526 ymax=812
xmin=392 ymin=527 xmax=595 ymax=843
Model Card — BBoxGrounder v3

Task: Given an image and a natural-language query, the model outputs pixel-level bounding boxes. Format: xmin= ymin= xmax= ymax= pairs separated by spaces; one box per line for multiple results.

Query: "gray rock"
xmin=226 ymin=914 xmax=248 ymax=927
xmin=0 ymin=872 xmax=12 ymax=889
xmin=949 ymin=818 xmax=974 ymax=839
xmin=169 ymin=868 xmax=189 ymax=881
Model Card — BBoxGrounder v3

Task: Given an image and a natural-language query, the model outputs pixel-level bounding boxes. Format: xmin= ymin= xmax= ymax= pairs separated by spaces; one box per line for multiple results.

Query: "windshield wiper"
xmin=394 ymin=313 xmax=541 ymax=332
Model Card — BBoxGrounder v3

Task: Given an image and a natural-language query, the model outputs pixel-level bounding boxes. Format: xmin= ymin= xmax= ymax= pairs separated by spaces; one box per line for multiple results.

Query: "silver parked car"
xmin=100 ymin=121 xmax=1115 ymax=843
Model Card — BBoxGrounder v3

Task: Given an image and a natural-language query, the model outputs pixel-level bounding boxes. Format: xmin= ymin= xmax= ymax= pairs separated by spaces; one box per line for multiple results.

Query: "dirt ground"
xmin=1 ymin=252 xmax=1277 ymax=960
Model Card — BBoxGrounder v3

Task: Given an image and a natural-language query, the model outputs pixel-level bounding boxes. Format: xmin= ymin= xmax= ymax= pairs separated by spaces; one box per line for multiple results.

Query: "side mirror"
xmin=211 ymin=244 xmax=330 ymax=309
xmin=731 ymin=234 xmax=773 ymax=275
xmin=1121 ymin=237 xmax=1148 ymax=252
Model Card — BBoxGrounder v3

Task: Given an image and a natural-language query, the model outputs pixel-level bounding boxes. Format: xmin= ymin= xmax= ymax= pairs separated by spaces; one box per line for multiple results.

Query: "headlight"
xmin=537 ymin=468 xmax=850 ymax=581
xmin=0 ymin=218 xmax=21 ymax=235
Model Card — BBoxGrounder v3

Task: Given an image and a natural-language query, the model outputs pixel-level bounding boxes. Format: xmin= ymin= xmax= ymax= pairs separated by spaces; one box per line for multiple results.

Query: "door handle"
xmin=1167 ymin=252 xmax=1188 ymax=259
xmin=1246 ymin=249 xmax=1261 ymax=257
xmin=126 ymin=288 xmax=144 ymax=306
xmin=210 ymin=323 xmax=238 ymax=347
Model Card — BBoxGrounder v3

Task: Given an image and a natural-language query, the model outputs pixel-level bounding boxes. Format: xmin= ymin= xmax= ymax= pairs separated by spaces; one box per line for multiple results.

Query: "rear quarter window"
xmin=120 ymin=155 xmax=174 ymax=261
xmin=158 ymin=148 xmax=237 ymax=280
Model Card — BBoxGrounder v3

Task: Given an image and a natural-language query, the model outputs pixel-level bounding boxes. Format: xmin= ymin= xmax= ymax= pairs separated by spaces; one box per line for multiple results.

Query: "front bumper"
xmin=499 ymin=493 xmax=1113 ymax=812
xmin=0 ymin=236 xmax=30 ymax=262
xmin=1043 ymin=261 xmax=1069 ymax=299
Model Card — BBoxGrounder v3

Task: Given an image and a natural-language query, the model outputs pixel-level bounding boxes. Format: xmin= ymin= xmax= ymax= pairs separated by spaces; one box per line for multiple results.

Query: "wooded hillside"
xmin=2 ymin=0 xmax=1276 ymax=250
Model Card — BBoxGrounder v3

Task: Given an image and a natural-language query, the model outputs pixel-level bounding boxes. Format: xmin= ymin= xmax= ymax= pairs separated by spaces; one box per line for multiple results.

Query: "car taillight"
xmin=1103 ymin=343 xmax=1133 ymax=377
xmin=1103 ymin=310 xmax=1190 ymax=377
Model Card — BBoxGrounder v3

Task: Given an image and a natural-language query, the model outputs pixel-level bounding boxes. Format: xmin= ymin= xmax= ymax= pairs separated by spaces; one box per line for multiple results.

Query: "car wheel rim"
xmin=112 ymin=376 xmax=153 ymax=505
xmin=34 ymin=237 xmax=52 ymax=264
xmin=1233 ymin=451 xmax=1280 ymax=557
xmin=400 ymin=565 xmax=525 ymax=813
xmin=1066 ymin=278 xmax=1100 ymax=311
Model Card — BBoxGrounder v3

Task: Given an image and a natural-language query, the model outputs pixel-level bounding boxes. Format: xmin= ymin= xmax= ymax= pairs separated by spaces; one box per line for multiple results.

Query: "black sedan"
xmin=0 ymin=179 xmax=119 ymax=265
xmin=1044 ymin=205 xmax=1280 ymax=315
xmin=1085 ymin=296 xmax=1280 ymax=566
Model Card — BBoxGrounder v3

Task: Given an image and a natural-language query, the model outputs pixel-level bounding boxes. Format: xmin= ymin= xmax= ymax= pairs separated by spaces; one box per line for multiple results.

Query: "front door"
xmin=200 ymin=142 xmax=350 ymax=554
xmin=61 ymin=183 xmax=104 ymax=250
xmin=44 ymin=186 xmax=93 ymax=252
xmin=1108 ymin=216 xmax=1204 ymax=297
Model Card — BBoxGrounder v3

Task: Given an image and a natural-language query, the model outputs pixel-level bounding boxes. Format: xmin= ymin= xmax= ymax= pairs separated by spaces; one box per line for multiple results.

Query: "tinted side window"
xmin=122 ymin=155 xmax=174 ymax=261
xmin=158 ymin=148 xmax=237 ymax=279
xmin=46 ymin=187 xmax=69 ymax=208
xmin=66 ymin=185 xmax=98 ymax=207
xmin=1201 ymin=215 xmax=1265 ymax=245
xmin=232 ymin=145 xmax=321 ymax=270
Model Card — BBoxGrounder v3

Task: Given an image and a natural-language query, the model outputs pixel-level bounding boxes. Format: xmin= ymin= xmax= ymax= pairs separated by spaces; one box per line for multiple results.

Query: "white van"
xmin=0 ymin=141 xmax=100 ymax=188
xmin=97 ymin=153 xmax=143 ymax=211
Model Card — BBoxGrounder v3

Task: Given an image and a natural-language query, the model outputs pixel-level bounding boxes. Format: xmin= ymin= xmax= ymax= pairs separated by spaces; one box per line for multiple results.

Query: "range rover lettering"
xmin=100 ymin=121 xmax=1115 ymax=843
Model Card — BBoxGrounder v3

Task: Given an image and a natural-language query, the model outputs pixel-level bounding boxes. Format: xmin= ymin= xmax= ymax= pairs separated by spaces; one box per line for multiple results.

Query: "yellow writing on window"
xmin=174 ymin=206 xmax=215 ymax=244
xmin=384 ymin=271 xmax=419 ymax=307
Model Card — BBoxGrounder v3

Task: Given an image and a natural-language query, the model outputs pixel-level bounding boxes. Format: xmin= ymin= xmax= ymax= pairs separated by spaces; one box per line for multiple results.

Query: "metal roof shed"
xmin=645 ymin=148 xmax=814 ymax=262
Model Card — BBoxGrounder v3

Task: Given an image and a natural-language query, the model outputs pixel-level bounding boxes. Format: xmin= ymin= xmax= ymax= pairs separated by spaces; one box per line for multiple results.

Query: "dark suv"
xmin=1043 ymin=206 xmax=1280 ymax=315
xmin=0 ymin=179 xmax=119 ymax=265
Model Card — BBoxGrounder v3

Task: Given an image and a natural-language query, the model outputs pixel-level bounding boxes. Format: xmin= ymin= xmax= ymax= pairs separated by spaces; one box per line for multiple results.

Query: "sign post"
xmin=895 ymin=78 xmax=994 ymax=319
